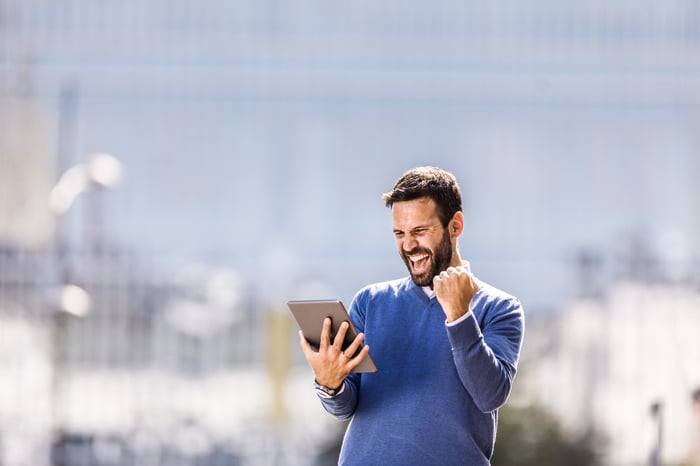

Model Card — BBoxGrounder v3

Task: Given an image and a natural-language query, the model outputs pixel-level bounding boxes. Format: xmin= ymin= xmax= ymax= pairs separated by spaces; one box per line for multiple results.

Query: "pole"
xmin=691 ymin=389 xmax=700 ymax=466
xmin=649 ymin=401 xmax=663 ymax=466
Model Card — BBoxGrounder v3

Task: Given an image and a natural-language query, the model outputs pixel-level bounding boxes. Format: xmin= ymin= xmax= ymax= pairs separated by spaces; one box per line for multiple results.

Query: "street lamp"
xmin=49 ymin=153 xmax=123 ymax=216
xmin=58 ymin=283 xmax=91 ymax=317
xmin=47 ymin=153 xmax=123 ymax=465
xmin=48 ymin=152 xmax=123 ymax=311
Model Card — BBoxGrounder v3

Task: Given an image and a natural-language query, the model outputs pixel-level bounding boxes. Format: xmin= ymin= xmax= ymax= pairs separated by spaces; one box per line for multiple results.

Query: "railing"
xmin=0 ymin=246 xmax=326 ymax=466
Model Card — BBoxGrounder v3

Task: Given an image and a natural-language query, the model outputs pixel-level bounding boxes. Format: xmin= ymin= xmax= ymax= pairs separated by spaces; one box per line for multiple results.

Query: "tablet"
xmin=287 ymin=299 xmax=378 ymax=373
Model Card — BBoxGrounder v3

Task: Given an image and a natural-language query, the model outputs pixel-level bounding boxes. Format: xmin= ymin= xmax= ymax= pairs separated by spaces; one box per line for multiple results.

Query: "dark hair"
xmin=382 ymin=166 xmax=463 ymax=227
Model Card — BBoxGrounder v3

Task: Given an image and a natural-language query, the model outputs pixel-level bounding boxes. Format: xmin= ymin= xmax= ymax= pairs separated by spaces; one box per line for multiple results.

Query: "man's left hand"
xmin=433 ymin=264 xmax=479 ymax=322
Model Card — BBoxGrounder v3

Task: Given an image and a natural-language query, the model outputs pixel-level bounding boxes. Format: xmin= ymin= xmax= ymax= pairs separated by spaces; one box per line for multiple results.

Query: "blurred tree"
xmin=492 ymin=404 xmax=603 ymax=466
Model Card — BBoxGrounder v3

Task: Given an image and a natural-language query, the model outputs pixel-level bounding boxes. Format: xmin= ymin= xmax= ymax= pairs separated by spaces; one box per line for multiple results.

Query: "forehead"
xmin=391 ymin=198 xmax=441 ymax=228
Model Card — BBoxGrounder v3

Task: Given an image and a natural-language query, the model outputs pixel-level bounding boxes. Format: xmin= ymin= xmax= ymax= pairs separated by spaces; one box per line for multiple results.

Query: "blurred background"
xmin=1 ymin=1 xmax=699 ymax=465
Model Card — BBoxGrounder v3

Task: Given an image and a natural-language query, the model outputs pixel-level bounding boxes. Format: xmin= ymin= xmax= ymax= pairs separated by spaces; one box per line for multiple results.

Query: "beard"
xmin=401 ymin=228 xmax=453 ymax=287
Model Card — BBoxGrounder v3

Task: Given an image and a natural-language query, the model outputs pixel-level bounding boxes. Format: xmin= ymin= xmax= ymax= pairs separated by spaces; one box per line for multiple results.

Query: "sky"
xmin=2 ymin=0 xmax=699 ymax=313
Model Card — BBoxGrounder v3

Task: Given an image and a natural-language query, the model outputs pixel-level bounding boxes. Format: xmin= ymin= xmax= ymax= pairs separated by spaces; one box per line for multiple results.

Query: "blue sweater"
xmin=318 ymin=276 xmax=524 ymax=466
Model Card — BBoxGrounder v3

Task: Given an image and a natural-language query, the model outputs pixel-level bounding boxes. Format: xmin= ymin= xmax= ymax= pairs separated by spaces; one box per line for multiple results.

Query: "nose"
xmin=402 ymin=234 xmax=419 ymax=253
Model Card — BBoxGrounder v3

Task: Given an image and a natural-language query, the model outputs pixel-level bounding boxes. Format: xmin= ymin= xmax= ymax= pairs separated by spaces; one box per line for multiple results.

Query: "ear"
xmin=449 ymin=212 xmax=464 ymax=239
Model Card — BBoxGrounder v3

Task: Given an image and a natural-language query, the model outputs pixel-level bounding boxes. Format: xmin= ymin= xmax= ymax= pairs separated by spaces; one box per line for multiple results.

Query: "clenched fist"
xmin=433 ymin=263 xmax=479 ymax=322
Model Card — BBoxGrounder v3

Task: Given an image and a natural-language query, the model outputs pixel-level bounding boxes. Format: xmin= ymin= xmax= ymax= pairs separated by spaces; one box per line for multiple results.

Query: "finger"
xmin=319 ymin=317 xmax=332 ymax=351
xmin=342 ymin=332 xmax=366 ymax=360
xmin=333 ymin=321 xmax=350 ymax=350
xmin=346 ymin=344 xmax=371 ymax=369
xmin=298 ymin=330 xmax=313 ymax=357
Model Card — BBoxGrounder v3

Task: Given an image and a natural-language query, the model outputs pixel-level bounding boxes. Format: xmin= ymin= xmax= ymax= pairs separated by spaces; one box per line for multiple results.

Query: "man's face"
xmin=392 ymin=198 xmax=454 ymax=287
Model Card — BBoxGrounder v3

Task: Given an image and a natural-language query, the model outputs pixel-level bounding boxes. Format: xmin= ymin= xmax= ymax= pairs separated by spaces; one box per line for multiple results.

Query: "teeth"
xmin=410 ymin=255 xmax=428 ymax=263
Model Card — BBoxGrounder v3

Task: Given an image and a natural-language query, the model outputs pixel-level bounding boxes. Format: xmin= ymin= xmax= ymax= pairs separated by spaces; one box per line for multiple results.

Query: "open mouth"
xmin=407 ymin=253 xmax=430 ymax=274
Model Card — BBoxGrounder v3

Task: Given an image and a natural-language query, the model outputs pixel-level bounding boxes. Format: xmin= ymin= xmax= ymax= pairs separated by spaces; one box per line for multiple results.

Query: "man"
xmin=299 ymin=166 xmax=525 ymax=465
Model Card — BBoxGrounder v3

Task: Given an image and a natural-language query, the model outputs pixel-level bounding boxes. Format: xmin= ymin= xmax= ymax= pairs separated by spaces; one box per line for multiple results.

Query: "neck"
xmin=450 ymin=245 xmax=463 ymax=268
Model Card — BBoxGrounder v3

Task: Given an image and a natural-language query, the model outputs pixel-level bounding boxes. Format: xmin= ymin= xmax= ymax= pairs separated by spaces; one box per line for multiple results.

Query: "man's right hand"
xmin=299 ymin=317 xmax=370 ymax=389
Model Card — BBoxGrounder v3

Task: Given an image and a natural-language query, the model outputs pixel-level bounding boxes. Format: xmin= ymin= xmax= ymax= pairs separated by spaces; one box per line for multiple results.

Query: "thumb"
xmin=298 ymin=330 xmax=313 ymax=356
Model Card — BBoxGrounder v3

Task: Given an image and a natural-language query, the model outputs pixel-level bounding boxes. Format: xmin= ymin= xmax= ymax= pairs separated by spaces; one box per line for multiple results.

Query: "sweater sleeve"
xmin=446 ymin=294 xmax=524 ymax=413
xmin=316 ymin=372 xmax=361 ymax=420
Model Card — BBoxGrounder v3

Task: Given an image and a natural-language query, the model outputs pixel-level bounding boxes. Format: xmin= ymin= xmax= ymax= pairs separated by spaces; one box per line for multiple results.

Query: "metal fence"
xmin=0 ymin=246 xmax=332 ymax=466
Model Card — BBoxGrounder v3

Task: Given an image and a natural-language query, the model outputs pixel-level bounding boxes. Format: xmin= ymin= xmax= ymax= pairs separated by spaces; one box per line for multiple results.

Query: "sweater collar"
xmin=404 ymin=276 xmax=433 ymax=303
